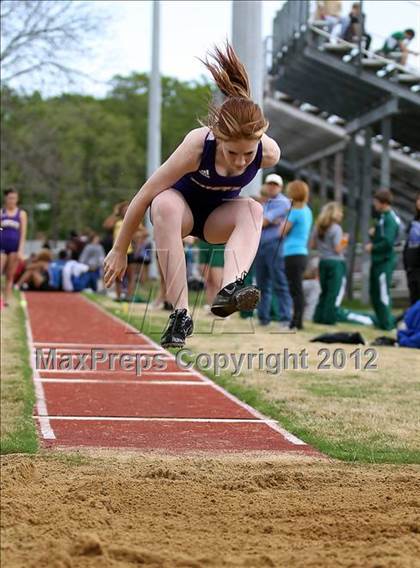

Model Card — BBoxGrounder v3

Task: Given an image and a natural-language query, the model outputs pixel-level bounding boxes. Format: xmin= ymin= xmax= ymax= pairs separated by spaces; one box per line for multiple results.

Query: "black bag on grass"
xmin=310 ymin=332 xmax=366 ymax=345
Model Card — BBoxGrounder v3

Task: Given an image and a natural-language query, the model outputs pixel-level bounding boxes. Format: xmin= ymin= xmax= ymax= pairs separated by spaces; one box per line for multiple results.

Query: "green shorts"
xmin=198 ymin=240 xmax=225 ymax=268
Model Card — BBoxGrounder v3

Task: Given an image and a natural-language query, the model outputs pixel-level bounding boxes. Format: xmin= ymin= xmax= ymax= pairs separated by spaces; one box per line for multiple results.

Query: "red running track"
xmin=23 ymin=291 xmax=318 ymax=454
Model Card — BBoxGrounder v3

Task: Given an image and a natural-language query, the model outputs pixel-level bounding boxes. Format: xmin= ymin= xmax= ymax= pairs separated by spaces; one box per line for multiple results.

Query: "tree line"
xmin=1 ymin=74 xmax=212 ymax=239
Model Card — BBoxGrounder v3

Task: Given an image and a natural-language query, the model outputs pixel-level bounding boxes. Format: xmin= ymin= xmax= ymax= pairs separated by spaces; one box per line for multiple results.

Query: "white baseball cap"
xmin=265 ymin=173 xmax=283 ymax=187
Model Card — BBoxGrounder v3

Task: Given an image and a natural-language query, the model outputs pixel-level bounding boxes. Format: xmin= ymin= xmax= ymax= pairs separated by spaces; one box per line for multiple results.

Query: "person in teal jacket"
xmin=366 ymin=189 xmax=401 ymax=330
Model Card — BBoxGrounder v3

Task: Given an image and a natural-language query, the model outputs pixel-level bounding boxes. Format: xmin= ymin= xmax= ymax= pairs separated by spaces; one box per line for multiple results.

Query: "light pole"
xmin=146 ymin=0 xmax=161 ymax=279
xmin=232 ymin=0 xmax=264 ymax=196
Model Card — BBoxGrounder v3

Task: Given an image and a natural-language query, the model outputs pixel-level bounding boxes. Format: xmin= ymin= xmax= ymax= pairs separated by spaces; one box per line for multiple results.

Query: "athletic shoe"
xmin=210 ymin=272 xmax=260 ymax=318
xmin=161 ymin=309 xmax=193 ymax=348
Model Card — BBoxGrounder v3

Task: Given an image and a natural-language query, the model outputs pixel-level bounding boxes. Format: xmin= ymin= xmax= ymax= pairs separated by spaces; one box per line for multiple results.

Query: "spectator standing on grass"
xmin=66 ymin=230 xmax=86 ymax=261
xmin=198 ymin=239 xmax=224 ymax=312
xmin=78 ymin=232 xmax=105 ymax=292
xmin=131 ymin=224 xmax=151 ymax=285
xmin=312 ymin=202 xmax=348 ymax=325
xmin=379 ymin=29 xmax=416 ymax=66
xmin=403 ymin=193 xmax=420 ymax=306
xmin=254 ymin=174 xmax=292 ymax=327
xmin=282 ymin=181 xmax=313 ymax=330
xmin=366 ymin=189 xmax=401 ymax=331
xmin=1 ymin=187 xmax=28 ymax=306
xmin=303 ymin=256 xmax=321 ymax=322
xmin=103 ymin=201 xmax=139 ymax=301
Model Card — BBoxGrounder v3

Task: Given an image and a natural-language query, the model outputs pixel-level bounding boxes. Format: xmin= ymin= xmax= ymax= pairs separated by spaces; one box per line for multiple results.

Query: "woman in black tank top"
xmin=103 ymin=43 xmax=281 ymax=347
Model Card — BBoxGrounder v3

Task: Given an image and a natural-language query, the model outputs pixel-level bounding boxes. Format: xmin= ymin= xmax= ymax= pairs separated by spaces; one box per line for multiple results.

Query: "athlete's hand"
xmin=103 ymin=249 xmax=127 ymax=288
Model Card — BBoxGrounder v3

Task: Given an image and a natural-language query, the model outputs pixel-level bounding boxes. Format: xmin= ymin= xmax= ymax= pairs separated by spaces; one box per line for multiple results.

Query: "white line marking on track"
xmin=37 ymin=369 xmax=201 ymax=376
xmin=35 ymin=379 xmax=207 ymax=385
xmin=33 ymin=342 xmax=163 ymax=351
xmin=22 ymin=293 xmax=56 ymax=440
xmin=81 ymin=295 xmax=308 ymax=446
xmin=36 ymin=416 xmax=271 ymax=423
xmin=35 ymin=344 xmax=166 ymax=355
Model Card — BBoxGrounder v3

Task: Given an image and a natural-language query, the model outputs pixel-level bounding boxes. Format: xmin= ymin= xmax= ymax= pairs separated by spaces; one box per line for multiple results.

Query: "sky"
xmin=7 ymin=0 xmax=420 ymax=97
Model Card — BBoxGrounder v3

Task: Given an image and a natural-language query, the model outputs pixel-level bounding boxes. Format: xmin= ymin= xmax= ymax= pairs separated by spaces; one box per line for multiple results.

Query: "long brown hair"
xmin=199 ymin=42 xmax=269 ymax=141
xmin=316 ymin=202 xmax=342 ymax=239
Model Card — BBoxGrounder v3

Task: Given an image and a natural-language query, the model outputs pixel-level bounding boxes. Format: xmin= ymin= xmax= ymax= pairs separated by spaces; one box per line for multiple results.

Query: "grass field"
xmin=0 ymin=290 xmax=38 ymax=454
xmin=86 ymin=291 xmax=420 ymax=464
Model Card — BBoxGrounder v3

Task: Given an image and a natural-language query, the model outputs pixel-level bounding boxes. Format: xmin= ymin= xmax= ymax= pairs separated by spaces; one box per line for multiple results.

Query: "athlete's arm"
xmin=103 ymin=127 xmax=207 ymax=287
xmin=18 ymin=210 xmax=27 ymax=260
xmin=260 ymin=134 xmax=281 ymax=168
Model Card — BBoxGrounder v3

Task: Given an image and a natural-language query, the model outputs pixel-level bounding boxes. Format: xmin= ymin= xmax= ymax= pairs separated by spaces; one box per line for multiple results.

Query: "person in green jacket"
xmin=312 ymin=202 xmax=348 ymax=325
xmin=366 ymin=189 xmax=401 ymax=330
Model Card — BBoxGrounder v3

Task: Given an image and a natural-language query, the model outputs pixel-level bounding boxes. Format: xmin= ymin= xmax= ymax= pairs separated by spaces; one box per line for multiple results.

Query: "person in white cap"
xmin=254 ymin=173 xmax=292 ymax=327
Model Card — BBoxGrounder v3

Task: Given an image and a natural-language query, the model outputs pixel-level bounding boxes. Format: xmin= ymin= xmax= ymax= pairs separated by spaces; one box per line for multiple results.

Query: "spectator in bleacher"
xmin=282 ymin=180 xmax=313 ymax=330
xmin=198 ymin=239 xmax=224 ymax=312
xmin=340 ymin=2 xmax=371 ymax=50
xmin=379 ymin=29 xmax=416 ymax=66
xmin=366 ymin=189 xmax=401 ymax=330
xmin=314 ymin=1 xmax=342 ymax=34
xmin=1 ymin=187 xmax=28 ymax=306
xmin=255 ymin=174 xmax=292 ymax=327
xmin=78 ymin=232 xmax=105 ymax=292
xmin=403 ymin=193 xmax=420 ymax=306
xmin=312 ymin=202 xmax=349 ymax=324
xmin=17 ymin=249 xmax=54 ymax=291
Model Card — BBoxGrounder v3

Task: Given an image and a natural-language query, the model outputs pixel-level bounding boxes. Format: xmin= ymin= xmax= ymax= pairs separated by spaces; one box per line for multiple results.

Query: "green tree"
xmin=1 ymin=73 xmax=213 ymax=239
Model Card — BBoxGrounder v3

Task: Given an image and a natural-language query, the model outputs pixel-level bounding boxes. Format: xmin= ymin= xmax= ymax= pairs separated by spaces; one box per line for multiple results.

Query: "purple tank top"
xmin=1 ymin=207 xmax=21 ymax=245
xmin=173 ymin=131 xmax=263 ymax=198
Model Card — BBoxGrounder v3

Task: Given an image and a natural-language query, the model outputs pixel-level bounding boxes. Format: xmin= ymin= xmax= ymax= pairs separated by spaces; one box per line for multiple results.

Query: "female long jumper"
xmin=103 ymin=43 xmax=281 ymax=348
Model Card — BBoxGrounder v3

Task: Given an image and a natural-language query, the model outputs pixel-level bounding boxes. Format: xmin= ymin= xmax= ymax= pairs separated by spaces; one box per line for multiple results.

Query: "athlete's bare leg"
xmin=1 ymin=252 xmax=8 ymax=303
xmin=0 ymin=252 xmax=7 ymax=275
xmin=151 ymin=189 xmax=194 ymax=311
xmin=5 ymin=252 xmax=19 ymax=303
xmin=203 ymin=197 xmax=263 ymax=287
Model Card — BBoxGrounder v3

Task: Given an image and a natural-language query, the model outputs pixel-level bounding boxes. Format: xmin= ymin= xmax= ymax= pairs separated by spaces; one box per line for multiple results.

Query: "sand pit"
xmin=1 ymin=452 xmax=420 ymax=567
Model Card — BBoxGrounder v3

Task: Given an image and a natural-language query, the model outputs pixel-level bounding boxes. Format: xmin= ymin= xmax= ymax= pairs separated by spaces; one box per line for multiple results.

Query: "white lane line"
xmin=22 ymin=293 xmax=56 ymax=440
xmin=35 ymin=379 xmax=207 ymax=385
xmin=81 ymin=295 xmax=308 ymax=445
xmin=33 ymin=342 xmax=162 ymax=351
xmin=34 ymin=343 xmax=166 ymax=355
xmin=36 ymin=416 xmax=271 ymax=423
xmin=38 ymin=369 xmax=197 ymax=376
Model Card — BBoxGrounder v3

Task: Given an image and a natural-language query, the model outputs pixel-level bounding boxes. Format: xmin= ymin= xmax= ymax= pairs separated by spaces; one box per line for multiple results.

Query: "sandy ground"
xmin=1 ymin=452 xmax=420 ymax=568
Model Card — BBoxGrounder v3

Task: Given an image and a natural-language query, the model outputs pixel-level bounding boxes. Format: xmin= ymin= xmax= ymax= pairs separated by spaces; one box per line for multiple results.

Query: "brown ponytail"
xmin=199 ymin=41 xmax=269 ymax=141
xmin=200 ymin=42 xmax=251 ymax=99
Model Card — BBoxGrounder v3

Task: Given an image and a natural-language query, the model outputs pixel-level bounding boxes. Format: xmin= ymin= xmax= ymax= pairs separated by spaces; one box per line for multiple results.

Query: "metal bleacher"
xmin=265 ymin=0 xmax=420 ymax=301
